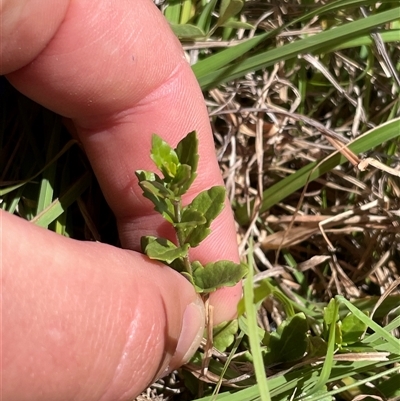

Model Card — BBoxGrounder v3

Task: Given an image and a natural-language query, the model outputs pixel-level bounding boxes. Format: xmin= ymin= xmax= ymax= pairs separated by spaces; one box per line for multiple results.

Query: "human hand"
xmin=1 ymin=1 xmax=241 ymax=400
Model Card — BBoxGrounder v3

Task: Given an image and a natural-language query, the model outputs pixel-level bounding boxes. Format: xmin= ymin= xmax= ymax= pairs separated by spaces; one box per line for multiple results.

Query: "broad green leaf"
xmin=324 ymin=298 xmax=339 ymax=325
xmin=150 ymin=134 xmax=179 ymax=181
xmin=141 ymin=236 xmax=189 ymax=264
xmin=213 ymin=319 xmax=238 ymax=352
xmin=264 ymin=313 xmax=308 ymax=365
xmin=183 ymin=186 xmax=226 ymax=247
xmin=218 ymin=0 xmax=243 ymax=26
xmin=192 ymin=260 xmax=247 ymax=293
xmin=175 ymin=131 xmax=199 ymax=195
xmin=169 ymin=23 xmax=205 ymax=39
xmin=341 ymin=312 xmax=368 ymax=345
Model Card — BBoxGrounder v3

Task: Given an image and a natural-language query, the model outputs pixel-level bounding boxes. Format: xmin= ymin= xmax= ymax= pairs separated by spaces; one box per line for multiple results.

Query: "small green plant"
xmin=135 ymin=131 xmax=247 ymax=295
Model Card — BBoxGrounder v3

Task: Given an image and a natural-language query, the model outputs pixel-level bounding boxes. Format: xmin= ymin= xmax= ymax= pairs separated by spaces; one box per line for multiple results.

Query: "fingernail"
xmin=165 ymin=296 xmax=205 ymax=375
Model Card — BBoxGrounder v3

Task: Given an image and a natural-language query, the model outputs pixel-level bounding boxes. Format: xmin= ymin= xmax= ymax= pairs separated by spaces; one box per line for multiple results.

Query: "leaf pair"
xmin=136 ymin=131 xmax=247 ymax=293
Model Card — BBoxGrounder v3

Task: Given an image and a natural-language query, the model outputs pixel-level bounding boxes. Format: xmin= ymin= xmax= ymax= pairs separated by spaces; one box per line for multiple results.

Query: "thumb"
xmin=2 ymin=211 xmax=205 ymax=401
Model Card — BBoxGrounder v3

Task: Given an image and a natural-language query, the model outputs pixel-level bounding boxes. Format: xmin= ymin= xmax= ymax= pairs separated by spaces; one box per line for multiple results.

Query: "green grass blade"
xmin=244 ymin=242 xmax=271 ymax=401
xmin=31 ymin=172 xmax=91 ymax=228
xmin=305 ymin=300 xmax=339 ymax=397
xmin=180 ymin=0 xmax=193 ymax=24
xmin=300 ymin=365 xmax=400 ymax=401
xmin=192 ymin=0 xmax=386 ymax=82
xmin=196 ymin=0 xmax=218 ymax=33
xmin=336 ymin=295 xmax=400 ymax=352
xmin=36 ymin=120 xmax=61 ymax=224
xmin=236 ymin=117 xmax=400 ymax=225
xmin=196 ymin=8 xmax=400 ymax=89
xmin=164 ymin=0 xmax=181 ymax=24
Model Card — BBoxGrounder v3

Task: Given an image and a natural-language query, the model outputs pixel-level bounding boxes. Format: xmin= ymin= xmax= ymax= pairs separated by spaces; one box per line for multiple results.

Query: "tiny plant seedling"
xmin=135 ymin=131 xmax=247 ymax=296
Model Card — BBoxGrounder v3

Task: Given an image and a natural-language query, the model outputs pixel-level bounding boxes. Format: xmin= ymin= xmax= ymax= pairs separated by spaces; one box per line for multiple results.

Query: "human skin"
xmin=1 ymin=0 xmax=241 ymax=400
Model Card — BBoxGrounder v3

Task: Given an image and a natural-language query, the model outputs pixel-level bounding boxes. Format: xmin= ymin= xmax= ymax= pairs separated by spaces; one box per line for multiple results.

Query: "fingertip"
xmin=160 ymin=295 xmax=205 ymax=377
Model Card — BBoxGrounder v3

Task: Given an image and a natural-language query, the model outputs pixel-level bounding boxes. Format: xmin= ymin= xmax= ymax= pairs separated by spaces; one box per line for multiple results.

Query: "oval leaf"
xmin=193 ymin=260 xmax=248 ymax=293
xmin=141 ymin=236 xmax=189 ymax=264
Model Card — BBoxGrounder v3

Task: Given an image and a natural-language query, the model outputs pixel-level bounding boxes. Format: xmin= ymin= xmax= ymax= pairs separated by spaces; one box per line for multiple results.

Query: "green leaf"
xmin=213 ymin=319 xmax=239 ymax=352
xmin=236 ymin=117 xmax=400 ymax=225
xmin=136 ymin=172 xmax=175 ymax=223
xmin=150 ymin=134 xmax=179 ymax=181
xmin=220 ymin=20 xmax=254 ymax=30
xmin=218 ymin=0 xmax=243 ymax=26
xmin=192 ymin=260 xmax=247 ymax=293
xmin=174 ymin=209 xmax=206 ymax=229
xmin=183 ymin=186 xmax=226 ymax=247
xmin=175 ymin=131 xmax=199 ymax=195
xmin=31 ymin=172 xmax=91 ymax=228
xmin=169 ymin=23 xmax=205 ymax=39
xmin=141 ymin=236 xmax=189 ymax=264
xmin=169 ymin=164 xmax=192 ymax=195
xmin=181 ymin=271 xmax=195 ymax=287
xmin=264 ymin=313 xmax=308 ymax=365
xmin=324 ymin=298 xmax=339 ymax=325
xmin=341 ymin=312 xmax=368 ymax=345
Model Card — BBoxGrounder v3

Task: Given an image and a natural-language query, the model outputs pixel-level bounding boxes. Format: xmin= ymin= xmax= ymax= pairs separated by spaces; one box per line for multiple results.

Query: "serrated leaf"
xmin=213 ymin=319 xmax=238 ymax=351
xmin=169 ymin=23 xmax=206 ymax=39
xmin=192 ymin=260 xmax=247 ymax=293
xmin=175 ymin=131 xmax=199 ymax=195
xmin=341 ymin=312 xmax=368 ymax=344
xmin=183 ymin=186 xmax=226 ymax=247
xmin=150 ymin=134 xmax=180 ymax=181
xmin=264 ymin=313 xmax=308 ymax=365
xmin=141 ymin=236 xmax=189 ymax=264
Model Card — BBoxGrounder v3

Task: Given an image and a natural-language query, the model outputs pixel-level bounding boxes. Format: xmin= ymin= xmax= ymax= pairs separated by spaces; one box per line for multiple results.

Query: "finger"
xmin=2 ymin=211 xmax=205 ymax=401
xmin=5 ymin=0 xmax=242 ymax=323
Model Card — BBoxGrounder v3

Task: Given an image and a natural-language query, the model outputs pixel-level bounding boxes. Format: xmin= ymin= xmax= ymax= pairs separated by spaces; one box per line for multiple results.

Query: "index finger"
xmin=6 ymin=0 xmax=242 ymax=323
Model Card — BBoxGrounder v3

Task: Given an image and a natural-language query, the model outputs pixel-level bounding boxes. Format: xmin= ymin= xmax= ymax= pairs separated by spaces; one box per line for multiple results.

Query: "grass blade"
xmin=244 ymin=242 xmax=271 ymax=401
xmin=236 ymin=117 xmax=400 ymax=224
xmin=196 ymin=8 xmax=399 ymax=89
xmin=31 ymin=172 xmax=91 ymax=228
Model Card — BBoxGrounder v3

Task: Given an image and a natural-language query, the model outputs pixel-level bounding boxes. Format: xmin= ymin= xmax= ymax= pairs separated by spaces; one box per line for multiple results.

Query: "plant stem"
xmin=173 ymin=199 xmax=192 ymax=276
